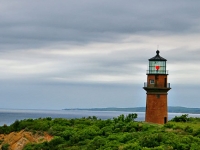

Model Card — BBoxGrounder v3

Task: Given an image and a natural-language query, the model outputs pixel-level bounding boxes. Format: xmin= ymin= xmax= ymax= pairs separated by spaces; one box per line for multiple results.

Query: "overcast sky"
xmin=1 ymin=1 xmax=200 ymax=109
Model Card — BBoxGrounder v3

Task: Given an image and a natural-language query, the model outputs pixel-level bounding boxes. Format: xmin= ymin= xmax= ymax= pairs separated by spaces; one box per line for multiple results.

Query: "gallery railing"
xmin=144 ymin=82 xmax=170 ymax=88
xmin=146 ymin=70 xmax=168 ymax=74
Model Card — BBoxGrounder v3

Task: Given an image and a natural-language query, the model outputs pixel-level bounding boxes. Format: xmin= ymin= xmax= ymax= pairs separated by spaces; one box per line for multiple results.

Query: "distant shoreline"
xmin=64 ymin=106 xmax=200 ymax=114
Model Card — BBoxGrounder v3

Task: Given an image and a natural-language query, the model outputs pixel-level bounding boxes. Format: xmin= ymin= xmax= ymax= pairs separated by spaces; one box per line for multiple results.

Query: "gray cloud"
xmin=1 ymin=1 xmax=200 ymax=109
xmin=1 ymin=0 xmax=200 ymax=50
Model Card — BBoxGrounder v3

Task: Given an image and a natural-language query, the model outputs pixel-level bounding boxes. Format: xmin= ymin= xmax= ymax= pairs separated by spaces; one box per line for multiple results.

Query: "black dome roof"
xmin=149 ymin=50 xmax=167 ymax=61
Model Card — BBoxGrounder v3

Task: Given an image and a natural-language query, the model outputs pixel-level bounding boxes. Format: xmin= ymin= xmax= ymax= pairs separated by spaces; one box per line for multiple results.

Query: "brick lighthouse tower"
xmin=143 ymin=50 xmax=171 ymax=124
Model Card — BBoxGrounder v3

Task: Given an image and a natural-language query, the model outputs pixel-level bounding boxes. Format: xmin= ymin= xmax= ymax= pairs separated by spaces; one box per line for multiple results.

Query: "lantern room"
xmin=147 ymin=50 xmax=167 ymax=74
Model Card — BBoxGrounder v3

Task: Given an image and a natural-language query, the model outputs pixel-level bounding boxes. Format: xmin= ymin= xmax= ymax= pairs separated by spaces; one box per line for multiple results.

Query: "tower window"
xmin=150 ymin=79 xmax=154 ymax=84
xmin=157 ymin=94 xmax=160 ymax=98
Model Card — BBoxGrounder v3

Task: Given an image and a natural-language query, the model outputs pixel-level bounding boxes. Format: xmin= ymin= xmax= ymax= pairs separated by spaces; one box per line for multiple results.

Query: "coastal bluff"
xmin=0 ymin=130 xmax=52 ymax=150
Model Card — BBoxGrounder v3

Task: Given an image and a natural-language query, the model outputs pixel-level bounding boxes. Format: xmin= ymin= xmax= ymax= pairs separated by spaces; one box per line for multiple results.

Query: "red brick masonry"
xmin=144 ymin=74 xmax=170 ymax=124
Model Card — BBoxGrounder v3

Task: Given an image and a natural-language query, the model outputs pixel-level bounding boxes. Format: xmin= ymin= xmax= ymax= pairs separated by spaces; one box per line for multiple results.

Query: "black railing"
xmin=144 ymin=82 xmax=170 ymax=88
xmin=146 ymin=70 xmax=168 ymax=74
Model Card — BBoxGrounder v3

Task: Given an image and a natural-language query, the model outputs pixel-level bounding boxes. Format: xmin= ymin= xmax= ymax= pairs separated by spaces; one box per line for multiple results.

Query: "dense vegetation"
xmin=1 ymin=114 xmax=200 ymax=150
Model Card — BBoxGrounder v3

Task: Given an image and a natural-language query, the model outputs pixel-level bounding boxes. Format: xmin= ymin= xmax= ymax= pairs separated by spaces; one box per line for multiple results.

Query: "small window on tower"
xmin=150 ymin=79 xmax=154 ymax=84
xmin=157 ymin=94 xmax=160 ymax=98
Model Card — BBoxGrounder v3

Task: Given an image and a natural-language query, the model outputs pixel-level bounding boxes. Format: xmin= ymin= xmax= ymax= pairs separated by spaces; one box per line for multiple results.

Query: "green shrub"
xmin=140 ymin=134 xmax=164 ymax=148
xmin=164 ymin=123 xmax=174 ymax=128
xmin=171 ymin=114 xmax=189 ymax=122
xmin=122 ymin=142 xmax=141 ymax=150
xmin=2 ymin=143 xmax=10 ymax=150
xmin=184 ymin=126 xmax=193 ymax=133
xmin=193 ymin=128 xmax=200 ymax=137
xmin=48 ymin=136 xmax=65 ymax=149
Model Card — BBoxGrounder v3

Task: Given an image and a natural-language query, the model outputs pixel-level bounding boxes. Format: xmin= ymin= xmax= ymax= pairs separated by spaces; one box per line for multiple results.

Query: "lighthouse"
xmin=143 ymin=50 xmax=171 ymax=124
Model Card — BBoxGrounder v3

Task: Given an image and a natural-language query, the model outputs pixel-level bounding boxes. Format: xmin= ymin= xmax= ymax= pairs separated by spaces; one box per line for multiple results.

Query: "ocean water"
xmin=0 ymin=109 xmax=200 ymax=126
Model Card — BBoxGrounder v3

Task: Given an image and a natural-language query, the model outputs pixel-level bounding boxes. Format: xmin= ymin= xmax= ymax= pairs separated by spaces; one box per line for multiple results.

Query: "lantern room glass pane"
xmin=149 ymin=61 xmax=166 ymax=74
